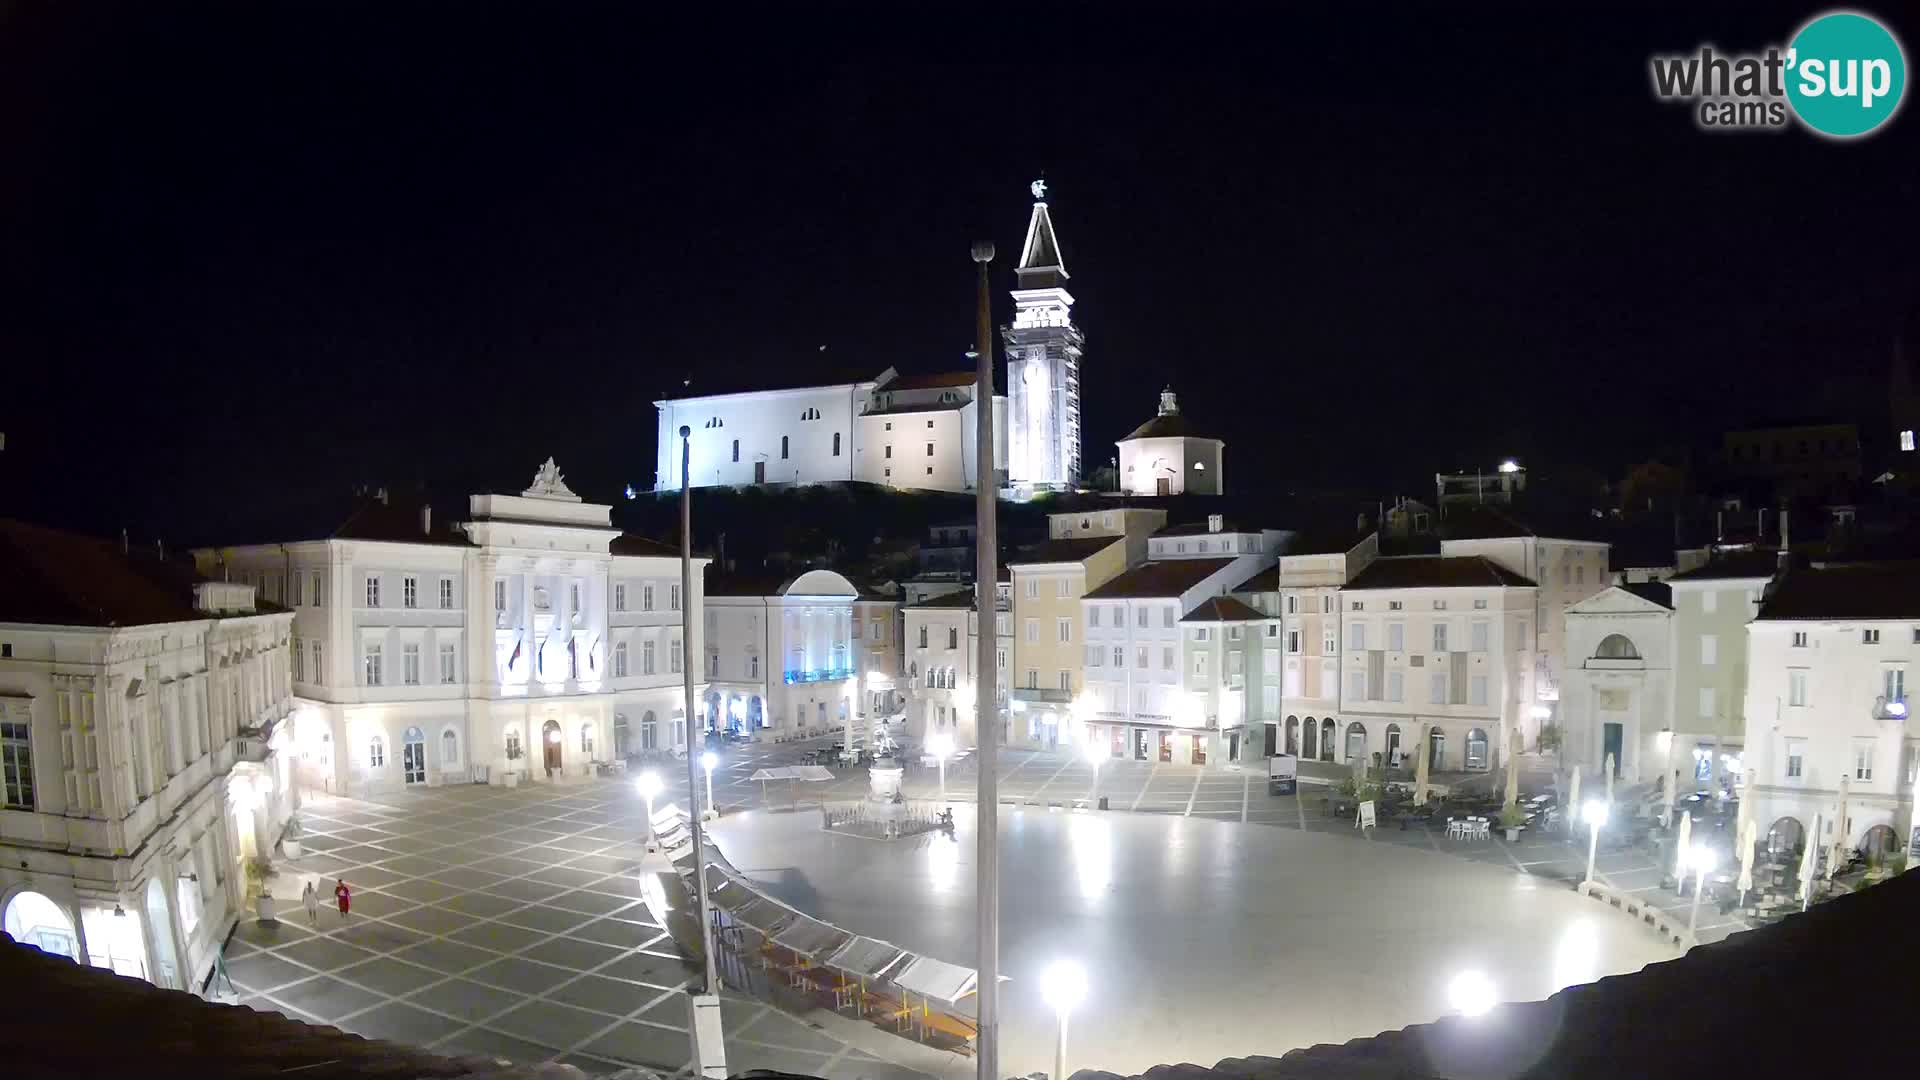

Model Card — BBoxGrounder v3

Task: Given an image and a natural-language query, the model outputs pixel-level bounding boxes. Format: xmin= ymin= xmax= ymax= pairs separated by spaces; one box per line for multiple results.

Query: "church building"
xmin=1003 ymin=179 xmax=1085 ymax=492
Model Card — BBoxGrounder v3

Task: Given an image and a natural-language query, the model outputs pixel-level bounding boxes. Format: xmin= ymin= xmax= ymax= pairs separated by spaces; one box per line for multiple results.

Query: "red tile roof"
xmin=1344 ymin=555 xmax=1535 ymax=590
xmin=1757 ymin=562 xmax=1920 ymax=620
xmin=1084 ymin=558 xmax=1238 ymax=599
xmin=0 ymin=520 xmax=215 ymax=627
xmin=1182 ymin=596 xmax=1267 ymax=622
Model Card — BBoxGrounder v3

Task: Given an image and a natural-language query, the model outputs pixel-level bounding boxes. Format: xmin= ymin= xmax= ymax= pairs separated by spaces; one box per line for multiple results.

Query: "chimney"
xmin=1778 ymin=509 xmax=1791 ymax=572
xmin=1207 ymin=513 xmax=1223 ymax=534
xmin=420 ymin=505 xmax=432 ymax=536
xmin=1758 ymin=507 xmax=1767 ymax=541
xmin=1716 ymin=509 xmax=1724 ymax=542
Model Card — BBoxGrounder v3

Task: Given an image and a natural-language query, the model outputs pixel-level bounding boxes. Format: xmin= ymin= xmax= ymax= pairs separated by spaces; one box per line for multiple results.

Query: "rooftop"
xmin=1666 ymin=549 xmax=1788 ymax=582
xmin=875 ymin=370 xmax=980 ymax=392
xmin=1618 ymin=581 xmax=1675 ymax=609
xmin=0 ymin=519 xmax=246 ymax=627
xmin=1181 ymin=596 xmax=1267 ymax=622
xmin=1757 ymin=561 xmax=1920 ymax=621
xmin=1155 ymin=519 xmax=1260 ymax=538
xmin=1120 ymin=412 xmax=1219 ymax=442
xmin=1343 ymin=555 xmax=1536 ymax=591
xmin=1008 ymin=536 xmax=1122 ymax=567
xmin=330 ymin=498 xmax=475 ymax=547
xmin=1084 ymin=557 xmax=1239 ymax=600
xmin=1234 ymin=566 xmax=1279 ymax=592
xmin=609 ymin=533 xmax=680 ymax=558
xmin=1437 ymin=504 xmax=1611 ymax=544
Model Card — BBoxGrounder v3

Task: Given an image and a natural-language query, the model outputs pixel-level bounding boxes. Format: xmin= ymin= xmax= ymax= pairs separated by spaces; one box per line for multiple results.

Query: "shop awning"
xmin=826 ymin=935 xmax=907 ymax=978
xmin=892 ymin=956 xmax=978 ymax=1004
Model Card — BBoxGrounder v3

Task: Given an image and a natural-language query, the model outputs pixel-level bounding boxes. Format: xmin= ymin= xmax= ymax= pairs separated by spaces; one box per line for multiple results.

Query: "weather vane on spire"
xmin=1030 ymin=177 xmax=1047 ymax=201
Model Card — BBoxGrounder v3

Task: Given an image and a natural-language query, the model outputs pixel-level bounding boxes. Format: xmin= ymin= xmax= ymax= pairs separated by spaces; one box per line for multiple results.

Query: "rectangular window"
xmin=1886 ymin=666 xmax=1907 ymax=703
xmin=1699 ymin=686 xmax=1716 ymax=720
xmin=1106 ymin=646 xmax=1120 ymax=668
xmin=1135 ymin=647 xmax=1149 ymax=670
xmin=1387 ymin=623 xmax=1404 ymax=652
xmin=1286 ymin=595 xmax=1297 ymax=614
xmin=403 ymin=576 xmax=418 ymax=609
xmin=1854 ymin=739 xmax=1874 ymax=782
xmin=292 ymin=638 xmax=305 ymax=683
xmin=1785 ymin=738 xmax=1806 ymax=780
xmin=732 ymin=439 xmax=740 ymax=462
xmin=1163 ymin=606 xmax=1176 ymax=629
xmin=1388 ymin=600 xmax=1403 ymax=611
xmin=1057 ymin=578 xmax=1070 ymax=598
xmin=312 ymin=640 xmax=323 ymax=683
xmin=494 ymin=579 xmax=507 ymax=612
xmin=614 ymin=584 xmax=627 ymax=611
xmin=1387 ymin=670 xmax=1404 ymax=702
xmin=439 ymin=578 xmax=454 ymax=609
xmin=403 ymin=643 xmax=420 ymax=685
xmin=642 ymin=584 xmax=655 ymax=611
xmin=1287 ymin=630 xmax=1300 ymax=653
xmin=312 ymin=571 xmax=325 ymax=607
xmin=1469 ymin=675 xmax=1488 ymax=706
xmin=1348 ymin=623 xmax=1366 ymax=651
xmin=364 ymin=644 xmax=383 ymax=687
xmin=670 ymin=583 xmax=682 ymax=610
xmin=643 ymin=640 xmax=656 ymax=675
xmin=1088 ymin=606 xmax=1100 ymax=628
xmin=1195 ymin=653 xmax=1210 ymax=678
xmin=1323 ymin=629 xmax=1336 ymax=655
xmin=1792 ymin=631 xmax=1808 ymax=648
xmin=926 ymin=442 xmax=934 ymax=457
xmin=1347 ymin=670 xmax=1365 ymax=701
xmin=0 ymin=719 xmax=33 ymax=810
xmin=1433 ymin=599 xmax=1448 ymax=611
xmin=1473 ymin=598 xmax=1487 ymax=610
xmin=1024 ymin=578 xmax=1038 ymax=599
xmin=1702 ymin=589 xmax=1718 ymax=613
xmin=1471 ymin=621 xmax=1490 ymax=652
xmin=1788 ymin=669 xmax=1808 ymax=707
xmin=1137 ymin=607 xmax=1149 ymax=628
xmin=439 ymin=643 xmax=456 ymax=683
xmin=366 ymin=576 xmax=381 ymax=608
xmin=1162 ymin=646 xmax=1175 ymax=669
xmin=949 ymin=627 xmax=960 ymax=649
xmin=1026 ymin=669 xmax=1039 ymax=689
xmin=1025 ymin=619 xmax=1038 ymax=643
xmin=1430 ymin=672 xmax=1447 ymax=705
xmin=1701 ymin=635 xmax=1718 ymax=666
xmin=670 ymin=636 xmax=682 ymax=674
xmin=1863 ymin=628 xmax=1881 ymax=645
xmin=1059 ymin=670 xmax=1072 ymax=692
xmin=1433 ymin=622 xmax=1449 ymax=652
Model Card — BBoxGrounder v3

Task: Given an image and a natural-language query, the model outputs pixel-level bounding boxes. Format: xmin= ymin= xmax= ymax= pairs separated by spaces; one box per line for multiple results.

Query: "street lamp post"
xmin=969 ymin=237 xmax=1001 ymax=1080
xmin=928 ymin=731 xmax=954 ymax=803
xmin=636 ymin=771 xmax=664 ymax=844
xmin=1084 ymin=738 xmax=1106 ymax=808
xmin=700 ymin=751 xmax=719 ymax=820
xmin=1581 ymin=799 xmax=1608 ymax=888
xmin=1040 ymin=960 xmax=1087 ymax=1080
xmin=1687 ymin=843 xmax=1717 ymax=939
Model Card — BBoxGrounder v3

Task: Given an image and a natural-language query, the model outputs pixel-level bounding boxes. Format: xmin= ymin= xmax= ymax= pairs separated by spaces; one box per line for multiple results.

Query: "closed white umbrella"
xmin=1674 ymin=810 xmax=1693 ymax=892
xmin=1503 ymin=728 xmax=1522 ymax=814
xmin=1736 ymin=816 xmax=1758 ymax=905
xmin=1827 ymin=775 xmax=1851 ymax=881
xmin=1603 ymin=753 xmax=1616 ymax=808
xmin=1799 ymin=812 xmax=1821 ymax=908
xmin=1412 ymin=725 xmax=1431 ymax=807
xmin=1659 ymin=761 xmax=1675 ymax=829
xmin=1566 ymin=766 xmax=1582 ymax=838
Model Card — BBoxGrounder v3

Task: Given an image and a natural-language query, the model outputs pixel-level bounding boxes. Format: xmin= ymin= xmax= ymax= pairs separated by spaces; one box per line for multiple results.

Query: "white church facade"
xmin=196 ymin=460 xmax=706 ymax=799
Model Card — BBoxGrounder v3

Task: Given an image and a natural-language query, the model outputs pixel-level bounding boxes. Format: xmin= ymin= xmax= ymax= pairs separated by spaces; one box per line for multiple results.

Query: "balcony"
xmin=1874 ymin=695 xmax=1909 ymax=723
xmin=783 ymin=666 xmax=856 ymax=686
xmin=1011 ymin=687 xmax=1073 ymax=705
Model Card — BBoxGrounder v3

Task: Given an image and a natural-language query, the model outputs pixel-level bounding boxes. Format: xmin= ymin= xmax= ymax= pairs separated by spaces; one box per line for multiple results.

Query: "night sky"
xmin=4 ymin=2 xmax=1916 ymax=545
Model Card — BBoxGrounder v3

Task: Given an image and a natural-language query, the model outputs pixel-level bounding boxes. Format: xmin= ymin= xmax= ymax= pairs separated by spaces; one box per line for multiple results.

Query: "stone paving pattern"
xmin=236 ymin=738 xmax=1744 ymax=1076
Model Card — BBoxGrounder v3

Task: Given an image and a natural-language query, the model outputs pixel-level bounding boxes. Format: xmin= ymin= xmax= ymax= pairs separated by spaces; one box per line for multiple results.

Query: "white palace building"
xmin=652 ymin=182 xmax=1086 ymax=495
xmin=197 ymin=461 xmax=707 ymax=800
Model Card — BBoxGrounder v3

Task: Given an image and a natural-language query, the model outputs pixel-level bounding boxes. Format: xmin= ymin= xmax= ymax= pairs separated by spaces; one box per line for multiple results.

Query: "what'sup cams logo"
xmin=1650 ymin=10 xmax=1906 ymax=137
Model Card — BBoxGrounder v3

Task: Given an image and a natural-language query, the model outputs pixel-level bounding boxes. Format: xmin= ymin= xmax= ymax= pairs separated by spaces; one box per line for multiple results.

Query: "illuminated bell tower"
xmin=1003 ymin=179 xmax=1084 ymax=490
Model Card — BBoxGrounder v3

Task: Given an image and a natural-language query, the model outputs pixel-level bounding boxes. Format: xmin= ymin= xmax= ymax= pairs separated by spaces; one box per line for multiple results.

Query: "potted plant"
xmin=281 ymin=816 xmax=304 ymax=860
xmin=244 ymin=855 xmax=278 ymax=923
xmin=1499 ymin=804 xmax=1527 ymax=843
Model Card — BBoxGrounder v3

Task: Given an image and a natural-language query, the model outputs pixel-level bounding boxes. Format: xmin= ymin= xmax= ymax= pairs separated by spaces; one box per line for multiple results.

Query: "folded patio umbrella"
xmin=1412 ymin=725 xmax=1431 ymax=807
xmin=1603 ymin=753 xmax=1616 ymax=807
xmin=1799 ymin=811 xmax=1821 ymax=905
xmin=1566 ymin=766 xmax=1581 ymax=836
xmin=1827 ymin=776 xmax=1850 ymax=881
xmin=1660 ymin=761 xmax=1675 ymax=828
xmin=1674 ymin=810 xmax=1693 ymax=888
xmin=1503 ymin=728 xmax=1522 ymax=814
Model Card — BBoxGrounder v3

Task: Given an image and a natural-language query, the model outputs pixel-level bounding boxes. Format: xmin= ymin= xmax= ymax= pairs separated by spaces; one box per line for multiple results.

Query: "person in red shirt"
xmin=334 ymin=879 xmax=351 ymax=920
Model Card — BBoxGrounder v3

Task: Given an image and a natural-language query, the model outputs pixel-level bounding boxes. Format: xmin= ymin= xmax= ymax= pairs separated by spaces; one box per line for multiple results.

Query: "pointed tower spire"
xmin=1016 ymin=178 xmax=1068 ymax=289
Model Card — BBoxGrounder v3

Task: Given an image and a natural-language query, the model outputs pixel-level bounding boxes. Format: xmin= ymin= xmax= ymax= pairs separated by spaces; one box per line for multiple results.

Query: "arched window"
xmin=1301 ymin=716 xmax=1316 ymax=759
xmin=580 ymin=723 xmax=595 ymax=756
xmin=641 ymin=710 xmax=659 ymax=750
xmin=1385 ymin=723 xmax=1403 ymax=765
xmin=731 ymin=439 xmax=740 ymax=462
xmin=442 ymin=728 xmax=460 ymax=766
xmin=368 ymin=735 xmax=385 ymax=768
xmin=504 ymin=728 xmax=523 ymax=762
xmin=613 ymin=714 xmax=630 ymax=757
xmin=781 ymin=435 xmax=790 ymax=459
xmin=832 ymin=432 xmax=842 ymax=456
xmin=1285 ymin=716 xmax=1299 ymax=756
xmin=1345 ymin=721 xmax=1367 ymax=764
xmin=614 ymin=641 xmax=629 ymax=677
xmin=1595 ymin=634 xmax=1640 ymax=660
xmin=1861 ymin=824 xmax=1899 ymax=860
xmin=1318 ymin=718 xmax=1336 ymax=762
xmin=4 ymin=890 xmax=77 ymax=960
xmin=1465 ymin=728 xmax=1490 ymax=770
xmin=1767 ymin=816 xmax=1805 ymax=856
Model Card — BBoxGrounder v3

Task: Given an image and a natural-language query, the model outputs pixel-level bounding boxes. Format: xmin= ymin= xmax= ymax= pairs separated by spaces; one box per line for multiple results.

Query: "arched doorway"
xmin=1429 ymin=730 xmax=1448 ymax=771
xmin=703 ymin=691 xmax=721 ymax=732
xmin=441 ymin=728 xmax=460 ymax=770
xmin=1766 ymin=816 xmax=1804 ymax=856
xmin=1860 ymin=824 xmax=1899 ymax=861
xmin=1301 ymin=717 xmax=1316 ymax=759
xmin=1344 ymin=721 xmax=1367 ymax=764
xmin=1318 ymin=718 xmax=1336 ymax=762
xmin=541 ymin=719 xmax=562 ymax=776
xmin=3 ymin=891 xmax=77 ymax=960
xmin=143 ymin=879 xmax=179 ymax=989
xmin=1385 ymin=723 xmax=1403 ymax=768
xmin=641 ymin=710 xmax=659 ymax=750
xmin=1284 ymin=716 xmax=1299 ymax=756
xmin=613 ymin=714 xmax=631 ymax=758
xmin=402 ymin=726 xmax=426 ymax=785
xmin=1465 ymin=728 xmax=1490 ymax=771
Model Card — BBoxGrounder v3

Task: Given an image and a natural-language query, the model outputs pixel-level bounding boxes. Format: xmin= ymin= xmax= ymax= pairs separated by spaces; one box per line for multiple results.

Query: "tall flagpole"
xmin=970 ymin=238 xmax=1000 ymax=1080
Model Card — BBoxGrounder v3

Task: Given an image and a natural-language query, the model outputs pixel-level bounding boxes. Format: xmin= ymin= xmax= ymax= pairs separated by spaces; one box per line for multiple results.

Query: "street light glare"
xmin=1581 ymin=800 xmax=1608 ymax=826
xmin=1082 ymin=739 xmax=1106 ymax=765
xmin=1040 ymin=959 xmax=1088 ymax=1014
xmin=1688 ymin=843 xmax=1718 ymax=873
xmin=1448 ymin=970 xmax=1497 ymax=1017
xmin=635 ymin=771 xmax=664 ymax=801
xmin=700 ymin=751 xmax=719 ymax=772
xmin=928 ymin=732 xmax=954 ymax=759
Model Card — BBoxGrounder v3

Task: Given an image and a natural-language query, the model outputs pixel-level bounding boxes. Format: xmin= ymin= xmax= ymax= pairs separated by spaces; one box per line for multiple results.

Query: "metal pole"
xmin=1687 ymin=864 xmax=1706 ymax=936
xmin=970 ymin=239 xmax=1000 ymax=1080
xmin=938 ymin=756 xmax=947 ymax=803
xmin=681 ymin=427 xmax=720 ymax=994
xmin=1055 ymin=1008 xmax=1069 ymax=1080
xmin=1585 ymin=819 xmax=1600 ymax=886
xmin=704 ymin=764 xmax=715 ymax=817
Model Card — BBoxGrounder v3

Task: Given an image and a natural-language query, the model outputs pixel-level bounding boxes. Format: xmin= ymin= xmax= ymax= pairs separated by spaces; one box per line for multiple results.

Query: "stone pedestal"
xmin=868 ymin=755 xmax=903 ymax=802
